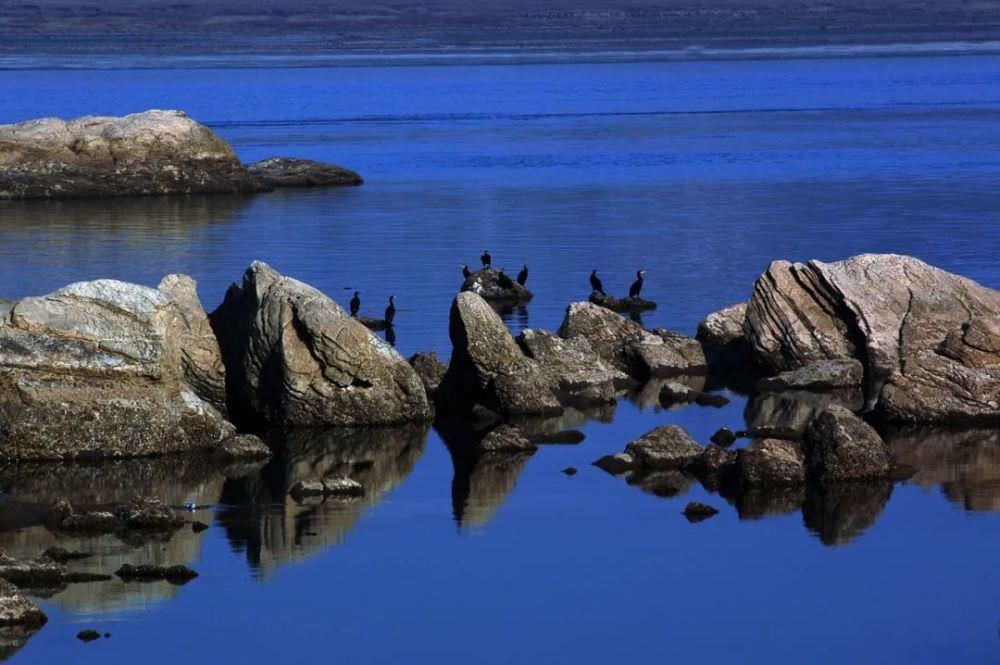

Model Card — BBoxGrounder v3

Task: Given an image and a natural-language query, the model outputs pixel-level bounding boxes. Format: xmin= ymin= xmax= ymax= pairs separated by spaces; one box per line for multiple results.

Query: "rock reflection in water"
xmin=0 ymin=456 xmax=242 ymax=613
xmin=803 ymin=481 xmax=894 ymax=546
xmin=722 ymin=485 xmax=806 ymax=520
xmin=0 ymin=625 xmax=41 ymax=661
xmin=217 ymin=424 xmax=428 ymax=575
xmin=437 ymin=418 xmax=534 ymax=531
xmin=743 ymin=389 xmax=863 ymax=437
xmin=628 ymin=375 xmax=707 ymax=411
xmin=888 ymin=427 xmax=1000 ymax=511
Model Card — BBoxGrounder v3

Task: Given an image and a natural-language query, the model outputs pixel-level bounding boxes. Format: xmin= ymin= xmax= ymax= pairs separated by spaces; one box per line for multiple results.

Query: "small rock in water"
xmin=77 ymin=630 xmax=101 ymax=642
xmin=694 ymin=393 xmax=730 ymax=408
xmin=41 ymin=546 xmax=91 ymax=564
xmin=592 ymin=453 xmax=636 ymax=475
xmin=191 ymin=521 xmax=209 ymax=533
xmin=561 ymin=467 xmax=578 ymax=476
xmin=683 ymin=502 xmax=720 ymax=523
xmin=710 ymin=427 xmax=737 ymax=447
xmin=114 ymin=564 xmax=198 ymax=585
xmin=104 ymin=633 xmax=111 ymax=638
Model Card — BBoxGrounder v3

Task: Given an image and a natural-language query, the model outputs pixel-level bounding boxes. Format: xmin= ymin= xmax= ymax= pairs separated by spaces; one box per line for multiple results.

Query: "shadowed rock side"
xmin=0 ymin=110 xmax=258 ymax=199
xmin=888 ymin=427 xmax=1000 ymax=511
xmin=245 ymin=157 xmax=363 ymax=188
xmin=744 ymin=254 xmax=1000 ymax=423
xmin=0 ymin=455 xmax=247 ymax=613
xmin=697 ymin=302 xmax=753 ymax=368
xmin=216 ymin=424 xmax=428 ymax=575
xmin=210 ymin=261 xmax=432 ymax=427
xmin=436 ymin=292 xmax=561 ymax=416
xmin=0 ymin=276 xmax=241 ymax=460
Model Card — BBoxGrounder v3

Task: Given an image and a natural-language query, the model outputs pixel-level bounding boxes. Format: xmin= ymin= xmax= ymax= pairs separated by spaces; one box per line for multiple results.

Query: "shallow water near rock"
xmin=0 ymin=54 xmax=999 ymax=662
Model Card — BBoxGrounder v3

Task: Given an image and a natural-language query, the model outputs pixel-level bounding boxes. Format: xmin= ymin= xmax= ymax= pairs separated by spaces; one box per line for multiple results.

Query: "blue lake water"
xmin=0 ymin=54 xmax=999 ymax=663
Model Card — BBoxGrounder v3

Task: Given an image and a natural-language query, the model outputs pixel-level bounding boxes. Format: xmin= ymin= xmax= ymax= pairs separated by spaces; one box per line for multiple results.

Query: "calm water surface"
xmin=0 ymin=55 xmax=998 ymax=663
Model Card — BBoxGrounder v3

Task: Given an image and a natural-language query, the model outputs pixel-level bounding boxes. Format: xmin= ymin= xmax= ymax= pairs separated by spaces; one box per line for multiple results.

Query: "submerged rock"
xmin=437 ymin=293 xmax=561 ymax=416
xmin=0 ymin=110 xmax=258 ymax=199
xmin=114 ymin=563 xmax=198 ymax=584
xmin=756 ymin=359 xmax=864 ymax=393
xmin=588 ymin=292 xmax=656 ymax=313
xmin=710 ymin=427 xmax=737 ymax=447
xmin=683 ymin=502 xmax=720 ymax=523
xmin=744 ymin=254 xmax=1000 ymax=423
xmin=0 ymin=277 xmax=238 ymax=460
xmin=558 ymin=302 xmax=706 ymax=380
xmin=802 ymin=405 xmax=891 ymax=481
xmin=210 ymin=261 xmax=431 ymax=427
xmin=245 ymin=157 xmax=363 ymax=189
xmin=461 ymin=268 xmax=533 ymax=303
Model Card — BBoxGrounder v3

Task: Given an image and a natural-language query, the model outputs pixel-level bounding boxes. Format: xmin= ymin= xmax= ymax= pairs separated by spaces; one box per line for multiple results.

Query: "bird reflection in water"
xmin=384 ymin=325 xmax=396 ymax=347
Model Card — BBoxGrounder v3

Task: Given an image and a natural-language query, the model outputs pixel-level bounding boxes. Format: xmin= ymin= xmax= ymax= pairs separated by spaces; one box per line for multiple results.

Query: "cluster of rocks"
xmin=460 ymin=268 xmax=533 ymax=303
xmin=0 ymin=110 xmax=362 ymax=200
xmin=45 ymin=498 xmax=188 ymax=543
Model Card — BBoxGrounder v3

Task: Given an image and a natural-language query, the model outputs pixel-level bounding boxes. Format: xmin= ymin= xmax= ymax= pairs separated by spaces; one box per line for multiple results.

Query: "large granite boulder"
xmin=557 ymin=302 xmax=706 ymax=380
xmin=0 ymin=110 xmax=258 ymax=199
xmin=246 ymin=157 xmax=363 ymax=188
xmin=0 ymin=277 xmax=238 ymax=460
xmin=517 ymin=328 xmax=628 ymax=404
xmin=210 ymin=261 xmax=432 ymax=427
xmin=803 ymin=405 xmax=891 ymax=481
xmin=437 ymin=293 xmax=560 ymax=416
xmin=744 ymin=254 xmax=1000 ymax=423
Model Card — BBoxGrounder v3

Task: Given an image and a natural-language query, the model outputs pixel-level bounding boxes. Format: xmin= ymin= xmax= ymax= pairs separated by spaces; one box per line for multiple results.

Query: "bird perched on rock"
xmin=497 ymin=269 xmax=515 ymax=289
xmin=350 ymin=291 xmax=361 ymax=317
xmin=517 ymin=264 xmax=529 ymax=286
xmin=590 ymin=269 xmax=605 ymax=295
xmin=629 ymin=270 xmax=646 ymax=298
xmin=481 ymin=250 xmax=491 ymax=269
xmin=385 ymin=295 xmax=396 ymax=326
xmin=461 ymin=264 xmax=472 ymax=280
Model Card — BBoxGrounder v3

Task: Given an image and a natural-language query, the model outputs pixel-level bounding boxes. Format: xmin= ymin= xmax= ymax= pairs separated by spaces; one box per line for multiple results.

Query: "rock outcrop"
xmin=744 ymin=254 xmax=1000 ymax=423
xmin=803 ymin=405 xmax=891 ymax=481
xmin=210 ymin=261 xmax=432 ymax=427
xmin=460 ymin=269 xmax=532 ymax=303
xmin=0 ymin=277 xmax=239 ymax=460
xmin=246 ymin=157 xmax=363 ymax=188
xmin=436 ymin=292 xmax=561 ymax=416
xmin=557 ymin=302 xmax=706 ymax=380
xmin=0 ymin=110 xmax=258 ymax=199
xmin=517 ymin=328 xmax=627 ymax=404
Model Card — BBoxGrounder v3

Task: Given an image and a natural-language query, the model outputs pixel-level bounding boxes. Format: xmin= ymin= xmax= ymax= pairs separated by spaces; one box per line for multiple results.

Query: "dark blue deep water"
xmin=0 ymin=55 xmax=999 ymax=663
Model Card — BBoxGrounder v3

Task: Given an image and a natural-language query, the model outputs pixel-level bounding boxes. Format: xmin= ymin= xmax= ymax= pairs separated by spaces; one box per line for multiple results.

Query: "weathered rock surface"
xmin=0 ymin=277 xmax=239 ymax=460
xmin=756 ymin=359 xmax=864 ymax=393
xmin=479 ymin=425 xmax=537 ymax=453
xmin=733 ymin=439 xmax=805 ymax=487
xmin=588 ymin=292 xmax=656 ymax=313
xmin=0 ymin=110 xmax=258 ymax=199
xmin=624 ymin=425 xmax=703 ymax=470
xmin=0 ymin=579 xmax=46 ymax=627
xmin=408 ymin=352 xmax=448 ymax=398
xmin=558 ymin=302 xmax=706 ymax=380
xmin=245 ymin=157 xmax=363 ymax=189
xmin=461 ymin=268 xmax=533 ymax=303
xmin=210 ymin=433 xmax=272 ymax=462
xmin=697 ymin=302 xmax=748 ymax=352
xmin=437 ymin=293 xmax=560 ymax=416
xmin=803 ymin=405 xmax=891 ymax=481
xmin=745 ymin=254 xmax=1000 ymax=423
xmin=210 ymin=261 xmax=431 ymax=426
xmin=517 ymin=328 xmax=627 ymax=404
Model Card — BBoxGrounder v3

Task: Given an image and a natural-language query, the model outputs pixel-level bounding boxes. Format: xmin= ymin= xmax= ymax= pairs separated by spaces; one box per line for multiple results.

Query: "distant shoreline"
xmin=4 ymin=40 xmax=1000 ymax=71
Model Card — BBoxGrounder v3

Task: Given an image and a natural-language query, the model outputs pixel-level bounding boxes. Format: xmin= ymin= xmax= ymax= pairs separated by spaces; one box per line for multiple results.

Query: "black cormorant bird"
xmin=629 ymin=270 xmax=646 ymax=298
xmin=461 ymin=264 xmax=472 ymax=280
xmin=481 ymin=250 xmax=492 ymax=269
xmin=350 ymin=291 xmax=361 ymax=317
xmin=517 ymin=264 xmax=528 ymax=286
xmin=497 ymin=269 xmax=515 ymax=289
xmin=385 ymin=295 xmax=396 ymax=326
xmin=589 ymin=270 xmax=605 ymax=295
